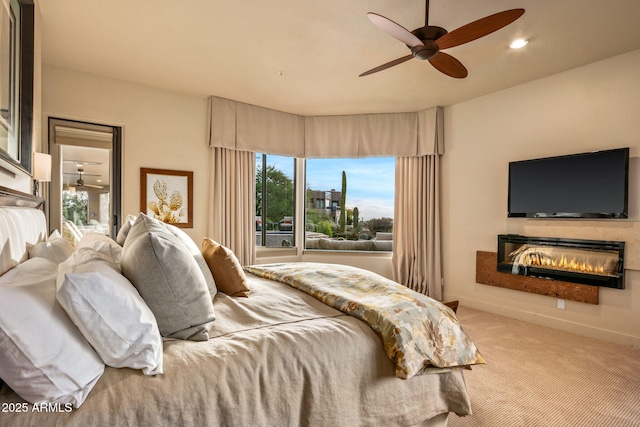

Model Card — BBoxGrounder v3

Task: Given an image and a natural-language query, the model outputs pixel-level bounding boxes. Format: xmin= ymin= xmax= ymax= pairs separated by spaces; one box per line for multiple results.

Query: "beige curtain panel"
xmin=206 ymin=146 xmax=256 ymax=266
xmin=207 ymin=96 xmax=443 ymax=158
xmin=236 ymin=103 xmax=305 ymax=156
xmin=392 ymin=155 xmax=442 ymax=299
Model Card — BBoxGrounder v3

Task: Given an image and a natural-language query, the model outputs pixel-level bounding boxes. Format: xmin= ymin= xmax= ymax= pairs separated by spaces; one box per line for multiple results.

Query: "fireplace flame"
xmin=526 ymin=253 xmax=607 ymax=275
xmin=505 ymin=240 xmax=623 ymax=285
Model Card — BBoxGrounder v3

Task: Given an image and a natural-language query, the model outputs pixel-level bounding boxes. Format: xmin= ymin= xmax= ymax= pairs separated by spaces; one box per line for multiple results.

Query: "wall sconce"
xmin=33 ymin=152 xmax=52 ymax=197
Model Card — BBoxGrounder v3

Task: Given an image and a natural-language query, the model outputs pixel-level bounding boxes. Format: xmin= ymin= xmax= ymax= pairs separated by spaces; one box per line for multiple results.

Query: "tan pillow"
xmin=201 ymin=238 xmax=250 ymax=297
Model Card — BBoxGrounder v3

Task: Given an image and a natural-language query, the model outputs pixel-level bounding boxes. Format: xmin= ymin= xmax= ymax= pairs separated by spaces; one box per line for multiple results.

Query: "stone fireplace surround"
xmin=476 ymin=219 xmax=639 ymax=304
xmin=497 ymin=234 xmax=625 ymax=289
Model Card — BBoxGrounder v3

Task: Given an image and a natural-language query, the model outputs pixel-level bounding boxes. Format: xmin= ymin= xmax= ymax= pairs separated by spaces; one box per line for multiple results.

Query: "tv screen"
xmin=508 ymin=148 xmax=629 ymax=218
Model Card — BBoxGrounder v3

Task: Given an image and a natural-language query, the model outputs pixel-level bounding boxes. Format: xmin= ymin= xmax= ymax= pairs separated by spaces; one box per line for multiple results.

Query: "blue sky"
xmin=263 ymin=155 xmax=395 ymax=220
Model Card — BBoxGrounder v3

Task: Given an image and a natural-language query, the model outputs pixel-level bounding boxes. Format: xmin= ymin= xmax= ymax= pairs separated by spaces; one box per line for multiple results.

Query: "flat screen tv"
xmin=508 ymin=148 xmax=629 ymax=218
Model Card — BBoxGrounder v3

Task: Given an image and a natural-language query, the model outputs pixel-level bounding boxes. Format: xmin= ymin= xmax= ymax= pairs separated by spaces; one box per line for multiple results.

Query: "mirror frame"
xmin=0 ymin=0 xmax=34 ymax=175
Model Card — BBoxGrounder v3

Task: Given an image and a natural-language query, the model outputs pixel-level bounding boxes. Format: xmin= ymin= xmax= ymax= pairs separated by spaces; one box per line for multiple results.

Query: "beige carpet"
xmin=448 ymin=307 xmax=640 ymax=427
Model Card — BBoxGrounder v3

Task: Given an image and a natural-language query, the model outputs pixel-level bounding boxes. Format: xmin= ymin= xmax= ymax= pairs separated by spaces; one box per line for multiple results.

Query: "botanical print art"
xmin=145 ymin=173 xmax=189 ymax=224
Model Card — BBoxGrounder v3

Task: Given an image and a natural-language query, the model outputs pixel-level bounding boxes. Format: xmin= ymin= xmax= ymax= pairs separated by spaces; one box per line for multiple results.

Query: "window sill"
xmin=302 ymin=249 xmax=392 ymax=257
xmin=256 ymin=247 xmax=298 ymax=258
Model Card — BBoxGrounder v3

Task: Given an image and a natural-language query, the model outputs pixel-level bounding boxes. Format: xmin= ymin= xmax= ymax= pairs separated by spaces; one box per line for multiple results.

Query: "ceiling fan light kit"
xmin=360 ymin=0 xmax=525 ymax=78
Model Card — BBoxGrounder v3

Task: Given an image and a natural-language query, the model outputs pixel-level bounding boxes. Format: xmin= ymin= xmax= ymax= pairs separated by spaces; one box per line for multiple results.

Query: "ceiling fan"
xmin=360 ymin=0 xmax=525 ymax=78
xmin=67 ymin=168 xmax=104 ymax=189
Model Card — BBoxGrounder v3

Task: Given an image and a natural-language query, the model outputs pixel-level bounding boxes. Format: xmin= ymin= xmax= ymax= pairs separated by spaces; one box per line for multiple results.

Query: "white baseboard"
xmin=449 ymin=295 xmax=640 ymax=348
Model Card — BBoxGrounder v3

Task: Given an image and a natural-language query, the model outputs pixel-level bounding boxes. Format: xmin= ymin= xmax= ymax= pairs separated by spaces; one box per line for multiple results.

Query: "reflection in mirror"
xmin=61 ymin=145 xmax=111 ymax=240
xmin=0 ymin=0 xmax=34 ymax=175
xmin=49 ymin=118 xmax=122 ymax=239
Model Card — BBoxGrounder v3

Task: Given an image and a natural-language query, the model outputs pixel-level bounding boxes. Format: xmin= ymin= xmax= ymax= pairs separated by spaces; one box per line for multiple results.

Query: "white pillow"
xmin=0 ymin=257 xmax=105 ymax=407
xmin=76 ymin=231 xmax=123 ymax=266
xmin=163 ymin=222 xmax=217 ymax=298
xmin=62 ymin=221 xmax=83 ymax=246
xmin=28 ymin=230 xmax=75 ymax=264
xmin=57 ymin=248 xmax=163 ymax=375
xmin=116 ymin=214 xmax=138 ymax=246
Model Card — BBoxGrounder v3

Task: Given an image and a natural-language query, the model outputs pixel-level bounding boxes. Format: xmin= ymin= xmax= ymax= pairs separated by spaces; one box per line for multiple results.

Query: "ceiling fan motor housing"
xmin=412 ymin=26 xmax=447 ymax=41
xmin=410 ymin=26 xmax=447 ymax=60
xmin=411 ymin=40 xmax=439 ymax=60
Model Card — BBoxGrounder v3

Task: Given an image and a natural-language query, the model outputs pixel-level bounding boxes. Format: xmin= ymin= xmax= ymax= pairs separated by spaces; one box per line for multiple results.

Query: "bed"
xmin=0 ymin=186 xmax=479 ymax=426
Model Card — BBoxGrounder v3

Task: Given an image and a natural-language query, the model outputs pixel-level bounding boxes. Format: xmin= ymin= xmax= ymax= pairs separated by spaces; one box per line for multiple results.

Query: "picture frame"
xmin=0 ymin=0 xmax=34 ymax=175
xmin=140 ymin=168 xmax=193 ymax=228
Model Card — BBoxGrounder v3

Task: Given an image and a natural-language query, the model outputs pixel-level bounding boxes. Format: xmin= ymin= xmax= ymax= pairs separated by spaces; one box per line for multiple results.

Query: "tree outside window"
xmin=255 ymin=154 xmax=295 ymax=248
xmin=62 ymin=190 xmax=89 ymax=225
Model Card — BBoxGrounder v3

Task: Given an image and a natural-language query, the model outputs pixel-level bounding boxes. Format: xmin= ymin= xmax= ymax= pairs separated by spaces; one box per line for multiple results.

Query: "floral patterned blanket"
xmin=244 ymin=262 xmax=485 ymax=379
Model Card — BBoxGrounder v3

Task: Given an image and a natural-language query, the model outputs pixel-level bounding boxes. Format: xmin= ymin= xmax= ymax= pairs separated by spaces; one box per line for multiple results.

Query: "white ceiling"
xmin=38 ymin=0 xmax=640 ymax=116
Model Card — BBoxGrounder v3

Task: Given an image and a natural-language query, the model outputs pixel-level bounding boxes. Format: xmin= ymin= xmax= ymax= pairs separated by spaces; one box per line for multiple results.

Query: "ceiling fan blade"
xmin=367 ymin=13 xmax=424 ymax=48
xmin=436 ymin=9 xmax=525 ymax=50
xmin=359 ymin=54 xmax=414 ymax=77
xmin=428 ymin=52 xmax=468 ymax=78
xmin=85 ymin=184 xmax=104 ymax=189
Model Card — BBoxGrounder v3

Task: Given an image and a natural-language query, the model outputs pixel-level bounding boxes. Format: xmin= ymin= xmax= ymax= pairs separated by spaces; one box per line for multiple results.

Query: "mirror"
xmin=49 ymin=117 xmax=122 ymax=238
xmin=0 ymin=0 xmax=34 ymax=174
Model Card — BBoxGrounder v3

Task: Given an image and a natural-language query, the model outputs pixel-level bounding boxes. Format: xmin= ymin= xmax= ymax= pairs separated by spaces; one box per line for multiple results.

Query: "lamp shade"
xmin=33 ymin=152 xmax=52 ymax=182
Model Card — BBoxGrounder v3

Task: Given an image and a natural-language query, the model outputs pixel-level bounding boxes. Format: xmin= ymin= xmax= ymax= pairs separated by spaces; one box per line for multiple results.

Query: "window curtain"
xmin=392 ymin=154 xmax=442 ymax=299
xmin=207 ymin=96 xmax=445 ymax=293
xmin=206 ymin=146 xmax=256 ymax=266
xmin=208 ymin=95 xmax=440 ymax=158
xmin=391 ymin=107 xmax=443 ymax=299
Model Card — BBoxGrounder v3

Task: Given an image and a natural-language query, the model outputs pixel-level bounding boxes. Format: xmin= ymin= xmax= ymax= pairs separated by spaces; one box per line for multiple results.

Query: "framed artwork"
xmin=0 ymin=0 xmax=34 ymax=175
xmin=140 ymin=168 xmax=193 ymax=228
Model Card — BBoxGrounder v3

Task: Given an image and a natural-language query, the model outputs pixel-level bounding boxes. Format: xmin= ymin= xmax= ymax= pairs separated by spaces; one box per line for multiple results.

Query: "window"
xmin=305 ymin=157 xmax=394 ymax=252
xmin=62 ymin=189 xmax=89 ymax=225
xmin=255 ymin=153 xmax=296 ymax=248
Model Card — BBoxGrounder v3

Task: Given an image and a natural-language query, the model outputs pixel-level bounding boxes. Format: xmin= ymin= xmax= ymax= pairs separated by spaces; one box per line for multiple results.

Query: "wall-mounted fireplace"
xmin=497 ymin=235 xmax=625 ymax=289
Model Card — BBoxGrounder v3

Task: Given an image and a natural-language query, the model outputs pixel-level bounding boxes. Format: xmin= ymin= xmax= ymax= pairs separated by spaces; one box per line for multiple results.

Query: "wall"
xmin=41 ymin=38 xmax=640 ymax=346
xmin=442 ymin=49 xmax=640 ymax=347
xmin=42 ymin=65 xmax=210 ymax=242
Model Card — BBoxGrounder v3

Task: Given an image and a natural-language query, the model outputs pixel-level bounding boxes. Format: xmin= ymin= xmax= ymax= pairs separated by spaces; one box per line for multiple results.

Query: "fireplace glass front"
xmin=497 ymin=235 xmax=625 ymax=289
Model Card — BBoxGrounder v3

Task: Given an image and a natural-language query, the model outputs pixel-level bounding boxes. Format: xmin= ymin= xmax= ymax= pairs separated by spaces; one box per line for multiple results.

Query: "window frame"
xmin=255 ymin=153 xmax=297 ymax=252
xmin=302 ymin=157 xmax=395 ymax=254
xmin=254 ymin=156 xmax=395 ymax=257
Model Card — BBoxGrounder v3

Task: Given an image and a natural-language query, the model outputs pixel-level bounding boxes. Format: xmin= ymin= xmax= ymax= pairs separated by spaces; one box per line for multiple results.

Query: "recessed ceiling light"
xmin=509 ymin=39 xmax=529 ymax=49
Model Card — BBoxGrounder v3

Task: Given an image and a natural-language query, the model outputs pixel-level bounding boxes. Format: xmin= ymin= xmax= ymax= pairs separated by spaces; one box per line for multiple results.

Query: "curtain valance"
xmin=207 ymin=96 xmax=443 ymax=158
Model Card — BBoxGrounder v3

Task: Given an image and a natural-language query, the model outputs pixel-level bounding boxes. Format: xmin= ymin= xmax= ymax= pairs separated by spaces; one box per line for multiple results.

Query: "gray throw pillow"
xmin=162 ymin=223 xmax=217 ymax=298
xmin=115 ymin=214 xmax=138 ymax=246
xmin=121 ymin=214 xmax=215 ymax=341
